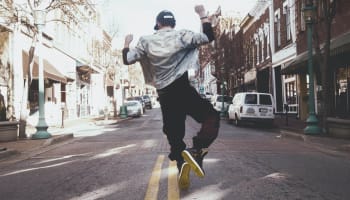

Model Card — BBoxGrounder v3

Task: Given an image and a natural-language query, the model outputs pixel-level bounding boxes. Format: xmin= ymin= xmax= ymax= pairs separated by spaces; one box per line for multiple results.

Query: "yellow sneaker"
xmin=178 ymin=162 xmax=191 ymax=190
xmin=181 ymin=148 xmax=208 ymax=178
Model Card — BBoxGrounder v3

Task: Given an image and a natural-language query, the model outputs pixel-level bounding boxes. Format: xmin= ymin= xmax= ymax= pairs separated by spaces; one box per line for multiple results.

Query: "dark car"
xmin=142 ymin=95 xmax=152 ymax=109
xmin=127 ymin=96 xmax=146 ymax=112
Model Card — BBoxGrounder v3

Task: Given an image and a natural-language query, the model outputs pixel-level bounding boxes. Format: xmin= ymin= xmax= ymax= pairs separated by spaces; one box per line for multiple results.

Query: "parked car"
xmin=205 ymin=92 xmax=213 ymax=101
xmin=124 ymin=100 xmax=143 ymax=117
xmin=127 ymin=96 xmax=146 ymax=112
xmin=228 ymin=92 xmax=274 ymax=126
xmin=142 ymin=95 xmax=152 ymax=109
xmin=200 ymin=94 xmax=207 ymax=99
xmin=212 ymin=95 xmax=233 ymax=114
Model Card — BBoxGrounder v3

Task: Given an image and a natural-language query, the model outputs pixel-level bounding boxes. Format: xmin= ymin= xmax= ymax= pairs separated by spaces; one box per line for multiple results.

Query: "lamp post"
xmin=32 ymin=9 xmax=51 ymax=139
xmin=220 ymin=66 xmax=226 ymax=118
xmin=303 ymin=0 xmax=321 ymax=135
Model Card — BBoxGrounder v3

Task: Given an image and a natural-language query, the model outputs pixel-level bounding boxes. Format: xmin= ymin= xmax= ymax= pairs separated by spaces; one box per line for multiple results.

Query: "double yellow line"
xmin=144 ymin=155 xmax=180 ymax=200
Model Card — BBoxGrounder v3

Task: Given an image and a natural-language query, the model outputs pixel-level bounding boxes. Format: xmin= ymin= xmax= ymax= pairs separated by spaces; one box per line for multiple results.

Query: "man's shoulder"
xmin=138 ymin=34 xmax=159 ymax=43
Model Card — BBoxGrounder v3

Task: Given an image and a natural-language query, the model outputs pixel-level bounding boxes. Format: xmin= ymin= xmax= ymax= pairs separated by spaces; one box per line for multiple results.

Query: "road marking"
xmin=168 ymin=161 xmax=180 ymax=200
xmin=145 ymin=155 xmax=164 ymax=200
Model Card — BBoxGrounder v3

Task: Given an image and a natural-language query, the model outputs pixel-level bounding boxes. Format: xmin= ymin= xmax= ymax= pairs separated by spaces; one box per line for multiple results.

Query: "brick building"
xmin=283 ymin=0 xmax=350 ymax=122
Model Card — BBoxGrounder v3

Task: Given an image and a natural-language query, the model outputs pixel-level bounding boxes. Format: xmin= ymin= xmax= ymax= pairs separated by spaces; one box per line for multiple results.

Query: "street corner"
xmin=43 ymin=133 xmax=74 ymax=146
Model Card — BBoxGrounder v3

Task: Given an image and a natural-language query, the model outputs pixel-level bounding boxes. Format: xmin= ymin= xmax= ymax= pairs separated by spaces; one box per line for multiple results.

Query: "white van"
xmin=228 ymin=92 xmax=274 ymax=126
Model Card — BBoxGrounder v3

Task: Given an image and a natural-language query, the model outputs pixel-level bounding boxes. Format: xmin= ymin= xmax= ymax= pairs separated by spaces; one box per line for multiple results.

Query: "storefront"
xmin=330 ymin=31 xmax=350 ymax=119
xmin=0 ymin=30 xmax=10 ymax=121
xmin=334 ymin=64 xmax=350 ymax=118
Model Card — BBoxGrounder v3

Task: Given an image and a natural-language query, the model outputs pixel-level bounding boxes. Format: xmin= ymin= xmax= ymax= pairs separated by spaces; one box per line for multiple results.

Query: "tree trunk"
xmin=18 ymin=78 xmax=29 ymax=138
xmin=18 ymin=44 xmax=35 ymax=138
xmin=313 ymin=0 xmax=337 ymax=134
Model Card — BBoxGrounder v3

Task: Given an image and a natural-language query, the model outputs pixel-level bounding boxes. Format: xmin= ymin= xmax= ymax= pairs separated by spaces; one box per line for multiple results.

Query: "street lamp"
xmin=32 ymin=9 xmax=51 ymax=139
xmin=220 ymin=66 xmax=226 ymax=118
xmin=303 ymin=0 xmax=322 ymax=135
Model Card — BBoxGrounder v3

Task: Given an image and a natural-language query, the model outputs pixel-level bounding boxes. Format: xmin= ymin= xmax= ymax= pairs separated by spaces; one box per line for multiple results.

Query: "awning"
xmin=22 ymin=51 xmax=67 ymax=83
xmin=282 ymin=31 xmax=350 ymax=75
xmin=281 ymin=52 xmax=309 ymax=74
xmin=76 ymin=60 xmax=99 ymax=74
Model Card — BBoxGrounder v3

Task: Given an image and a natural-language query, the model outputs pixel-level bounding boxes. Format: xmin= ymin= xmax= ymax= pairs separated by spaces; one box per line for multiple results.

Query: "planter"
xmin=0 ymin=121 xmax=19 ymax=142
xmin=327 ymin=117 xmax=350 ymax=139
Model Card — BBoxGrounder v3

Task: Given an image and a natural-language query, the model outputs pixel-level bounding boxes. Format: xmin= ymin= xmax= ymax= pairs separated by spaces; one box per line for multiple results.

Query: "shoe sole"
xmin=181 ymin=151 xmax=205 ymax=178
xmin=178 ymin=163 xmax=191 ymax=190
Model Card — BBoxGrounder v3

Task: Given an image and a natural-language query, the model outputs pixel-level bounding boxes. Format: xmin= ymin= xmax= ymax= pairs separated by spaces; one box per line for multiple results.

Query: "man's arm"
xmin=202 ymin=22 xmax=214 ymax=42
xmin=122 ymin=34 xmax=133 ymax=65
xmin=122 ymin=48 xmax=130 ymax=65
xmin=195 ymin=5 xmax=214 ymax=42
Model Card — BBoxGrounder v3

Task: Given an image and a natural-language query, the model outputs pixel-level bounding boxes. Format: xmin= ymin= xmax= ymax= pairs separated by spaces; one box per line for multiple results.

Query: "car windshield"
xmin=245 ymin=94 xmax=258 ymax=104
xmin=260 ymin=94 xmax=272 ymax=105
xmin=125 ymin=102 xmax=138 ymax=106
xmin=128 ymin=97 xmax=142 ymax=102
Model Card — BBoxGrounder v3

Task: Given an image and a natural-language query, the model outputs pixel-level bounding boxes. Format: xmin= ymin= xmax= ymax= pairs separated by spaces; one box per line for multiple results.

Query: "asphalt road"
xmin=0 ymin=108 xmax=349 ymax=200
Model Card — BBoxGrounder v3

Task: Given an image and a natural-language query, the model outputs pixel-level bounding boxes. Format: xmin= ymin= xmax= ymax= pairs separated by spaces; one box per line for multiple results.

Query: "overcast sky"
xmin=96 ymin=0 xmax=257 ymax=49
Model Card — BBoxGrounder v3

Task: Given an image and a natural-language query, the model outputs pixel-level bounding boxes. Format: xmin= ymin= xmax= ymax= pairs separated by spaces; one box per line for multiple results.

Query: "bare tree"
xmin=0 ymin=0 xmax=91 ymax=138
xmin=313 ymin=0 xmax=337 ymax=132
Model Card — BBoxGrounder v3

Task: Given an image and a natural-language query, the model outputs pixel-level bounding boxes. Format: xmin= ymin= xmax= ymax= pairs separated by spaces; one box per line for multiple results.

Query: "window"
xmin=260 ymin=94 xmax=272 ymax=105
xmin=285 ymin=4 xmax=291 ymax=41
xmin=275 ymin=10 xmax=281 ymax=47
xmin=285 ymin=81 xmax=296 ymax=105
xmin=300 ymin=0 xmax=306 ymax=31
xmin=245 ymin=94 xmax=257 ymax=104
xmin=335 ymin=66 xmax=350 ymax=118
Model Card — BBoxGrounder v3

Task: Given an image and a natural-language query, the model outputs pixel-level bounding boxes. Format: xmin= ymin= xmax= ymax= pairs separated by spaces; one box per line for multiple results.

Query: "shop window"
xmin=285 ymin=78 xmax=298 ymax=113
xmin=335 ymin=67 xmax=350 ymax=118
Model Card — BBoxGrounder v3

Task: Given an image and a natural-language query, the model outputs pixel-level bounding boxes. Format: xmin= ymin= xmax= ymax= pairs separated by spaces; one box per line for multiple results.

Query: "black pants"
xmin=157 ymin=72 xmax=220 ymax=163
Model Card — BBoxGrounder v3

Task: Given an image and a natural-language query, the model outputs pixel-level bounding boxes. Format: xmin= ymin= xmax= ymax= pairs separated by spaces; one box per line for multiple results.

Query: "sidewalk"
xmin=274 ymin=114 xmax=350 ymax=154
xmin=0 ymin=115 xmax=130 ymax=162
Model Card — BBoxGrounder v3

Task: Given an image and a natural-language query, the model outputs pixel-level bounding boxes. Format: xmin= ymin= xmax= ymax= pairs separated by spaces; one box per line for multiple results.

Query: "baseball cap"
xmin=154 ymin=10 xmax=176 ymax=30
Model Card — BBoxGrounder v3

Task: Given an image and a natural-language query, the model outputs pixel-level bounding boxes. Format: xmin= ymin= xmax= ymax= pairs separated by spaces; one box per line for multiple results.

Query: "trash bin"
xmin=119 ymin=105 xmax=128 ymax=119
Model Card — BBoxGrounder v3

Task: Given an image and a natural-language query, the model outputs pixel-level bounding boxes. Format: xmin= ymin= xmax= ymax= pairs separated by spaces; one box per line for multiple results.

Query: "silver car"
xmin=124 ymin=100 xmax=143 ymax=117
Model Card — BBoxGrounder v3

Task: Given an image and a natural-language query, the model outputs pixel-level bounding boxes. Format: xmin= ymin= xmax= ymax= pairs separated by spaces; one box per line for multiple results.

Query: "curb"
xmin=338 ymin=144 xmax=350 ymax=152
xmin=0 ymin=134 xmax=74 ymax=161
xmin=43 ymin=133 xmax=74 ymax=146
xmin=280 ymin=129 xmax=350 ymax=155
xmin=94 ymin=117 xmax=132 ymax=126
xmin=0 ymin=149 xmax=19 ymax=160
xmin=280 ymin=130 xmax=307 ymax=141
